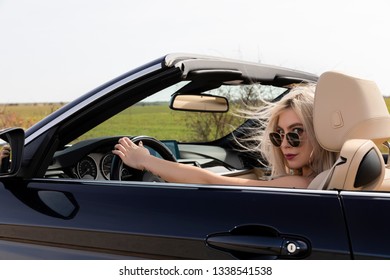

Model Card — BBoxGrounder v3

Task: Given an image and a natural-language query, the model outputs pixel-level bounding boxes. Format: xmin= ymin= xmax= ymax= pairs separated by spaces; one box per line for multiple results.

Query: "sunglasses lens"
xmin=269 ymin=133 xmax=282 ymax=147
xmin=286 ymin=132 xmax=300 ymax=147
xmin=270 ymin=132 xmax=301 ymax=147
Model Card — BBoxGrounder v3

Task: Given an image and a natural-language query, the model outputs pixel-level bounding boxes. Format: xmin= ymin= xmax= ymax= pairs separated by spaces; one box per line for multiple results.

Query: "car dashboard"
xmin=46 ymin=137 xmax=251 ymax=181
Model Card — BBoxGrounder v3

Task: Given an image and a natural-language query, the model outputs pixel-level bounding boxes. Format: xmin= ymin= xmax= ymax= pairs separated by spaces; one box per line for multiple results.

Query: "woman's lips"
xmin=285 ymin=154 xmax=297 ymax=161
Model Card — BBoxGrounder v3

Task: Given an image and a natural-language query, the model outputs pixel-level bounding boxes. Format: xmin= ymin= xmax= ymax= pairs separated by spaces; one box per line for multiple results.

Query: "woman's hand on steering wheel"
xmin=110 ymin=136 xmax=177 ymax=181
xmin=113 ymin=137 xmax=150 ymax=170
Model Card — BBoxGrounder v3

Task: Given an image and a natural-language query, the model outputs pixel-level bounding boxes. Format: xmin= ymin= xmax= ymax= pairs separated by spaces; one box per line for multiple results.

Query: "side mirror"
xmin=170 ymin=94 xmax=229 ymax=112
xmin=0 ymin=128 xmax=24 ymax=176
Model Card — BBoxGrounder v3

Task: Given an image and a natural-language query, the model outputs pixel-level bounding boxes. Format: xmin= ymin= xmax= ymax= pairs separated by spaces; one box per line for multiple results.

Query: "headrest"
xmin=314 ymin=71 xmax=390 ymax=152
xmin=307 ymin=139 xmax=385 ymax=190
xmin=328 ymin=139 xmax=385 ymax=191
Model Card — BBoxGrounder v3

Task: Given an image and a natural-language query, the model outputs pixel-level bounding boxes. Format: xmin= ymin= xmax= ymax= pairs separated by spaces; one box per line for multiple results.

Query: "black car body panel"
xmin=0 ymin=179 xmax=350 ymax=259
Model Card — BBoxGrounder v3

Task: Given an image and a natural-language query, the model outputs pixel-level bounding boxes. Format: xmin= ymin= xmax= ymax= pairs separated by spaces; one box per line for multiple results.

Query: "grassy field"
xmin=0 ymin=103 xmax=64 ymax=129
xmin=0 ymin=102 xmax=197 ymax=141
xmin=79 ymin=104 xmax=192 ymax=141
xmin=385 ymin=98 xmax=390 ymax=110
xmin=2 ymin=98 xmax=390 ymax=143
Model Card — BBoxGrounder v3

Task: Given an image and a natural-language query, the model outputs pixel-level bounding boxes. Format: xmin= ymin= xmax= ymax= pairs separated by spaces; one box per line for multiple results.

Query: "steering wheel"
xmin=110 ymin=136 xmax=177 ymax=181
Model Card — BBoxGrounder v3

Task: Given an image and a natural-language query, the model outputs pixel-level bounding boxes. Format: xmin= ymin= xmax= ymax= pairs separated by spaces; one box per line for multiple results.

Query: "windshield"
xmin=78 ymin=81 xmax=288 ymax=143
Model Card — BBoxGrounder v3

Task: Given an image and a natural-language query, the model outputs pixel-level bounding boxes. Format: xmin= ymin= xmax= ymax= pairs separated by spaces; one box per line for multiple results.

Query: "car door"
xmin=341 ymin=191 xmax=390 ymax=259
xmin=0 ymin=178 xmax=351 ymax=259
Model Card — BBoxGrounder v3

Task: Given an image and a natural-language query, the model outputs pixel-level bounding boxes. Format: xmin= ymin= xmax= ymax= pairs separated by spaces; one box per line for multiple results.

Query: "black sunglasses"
xmin=269 ymin=132 xmax=301 ymax=147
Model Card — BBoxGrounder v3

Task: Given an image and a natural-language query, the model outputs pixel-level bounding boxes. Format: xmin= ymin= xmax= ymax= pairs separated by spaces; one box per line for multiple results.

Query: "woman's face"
xmin=276 ymin=108 xmax=313 ymax=174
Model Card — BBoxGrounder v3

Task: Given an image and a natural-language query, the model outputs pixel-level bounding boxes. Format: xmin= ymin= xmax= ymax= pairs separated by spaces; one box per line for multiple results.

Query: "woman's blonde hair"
xmin=237 ymin=84 xmax=338 ymax=178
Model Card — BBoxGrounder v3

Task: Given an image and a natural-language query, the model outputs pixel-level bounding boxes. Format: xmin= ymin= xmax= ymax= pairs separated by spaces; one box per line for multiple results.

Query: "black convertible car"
xmin=1 ymin=53 xmax=390 ymax=259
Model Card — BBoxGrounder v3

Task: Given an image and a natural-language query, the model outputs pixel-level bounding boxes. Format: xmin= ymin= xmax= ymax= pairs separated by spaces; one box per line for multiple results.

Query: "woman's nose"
xmin=280 ymin=135 xmax=291 ymax=147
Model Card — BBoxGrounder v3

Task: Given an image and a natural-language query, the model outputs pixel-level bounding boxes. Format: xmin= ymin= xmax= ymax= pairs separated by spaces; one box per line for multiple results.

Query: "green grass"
xmin=385 ymin=97 xmax=390 ymax=110
xmin=0 ymin=103 xmax=63 ymax=129
xmin=80 ymin=104 xmax=191 ymax=141
xmin=0 ymin=103 xmax=216 ymax=142
xmin=3 ymin=97 xmax=390 ymax=144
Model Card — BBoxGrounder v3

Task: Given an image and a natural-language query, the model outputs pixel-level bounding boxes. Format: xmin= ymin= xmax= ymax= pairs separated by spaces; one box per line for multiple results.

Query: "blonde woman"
xmin=113 ymin=86 xmax=338 ymax=188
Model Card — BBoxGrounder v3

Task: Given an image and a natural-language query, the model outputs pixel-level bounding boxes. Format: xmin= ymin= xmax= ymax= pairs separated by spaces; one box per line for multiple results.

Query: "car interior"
xmin=40 ymin=70 xmax=390 ymax=191
xmin=45 ymin=97 xmax=267 ymax=181
xmin=44 ymin=73 xmax=307 ymax=183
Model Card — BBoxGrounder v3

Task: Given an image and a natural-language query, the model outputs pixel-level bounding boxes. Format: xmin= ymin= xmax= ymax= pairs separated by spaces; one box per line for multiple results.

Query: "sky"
xmin=0 ymin=0 xmax=389 ymax=103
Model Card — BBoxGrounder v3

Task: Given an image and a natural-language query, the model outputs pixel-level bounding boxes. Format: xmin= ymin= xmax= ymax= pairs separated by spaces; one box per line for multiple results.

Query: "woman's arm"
xmin=113 ymin=137 xmax=309 ymax=188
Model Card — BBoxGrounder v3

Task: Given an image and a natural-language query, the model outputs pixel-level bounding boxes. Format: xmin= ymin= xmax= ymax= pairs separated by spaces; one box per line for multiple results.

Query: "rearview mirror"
xmin=0 ymin=128 xmax=24 ymax=176
xmin=169 ymin=94 xmax=229 ymax=112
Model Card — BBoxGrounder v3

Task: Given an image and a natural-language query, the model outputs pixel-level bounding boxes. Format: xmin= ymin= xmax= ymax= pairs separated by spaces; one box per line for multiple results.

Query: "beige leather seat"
xmin=308 ymin=71 xmax=390 ymax=191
